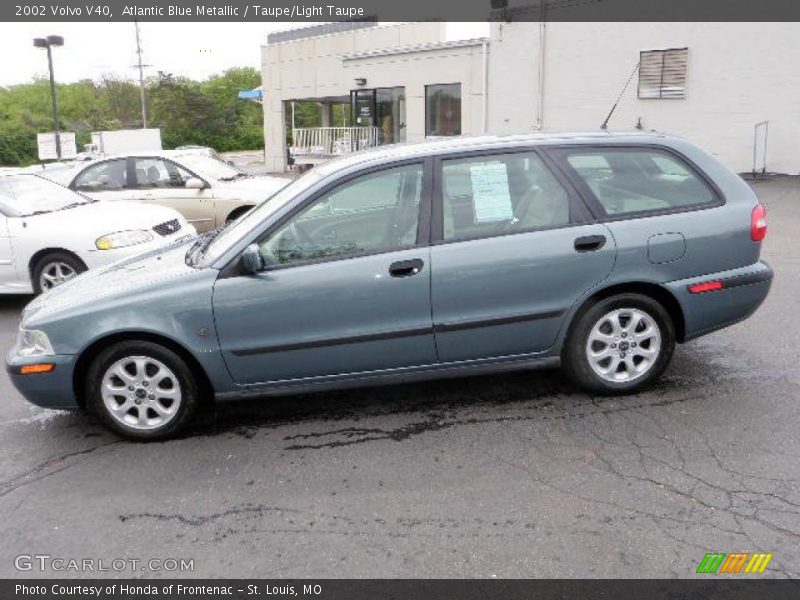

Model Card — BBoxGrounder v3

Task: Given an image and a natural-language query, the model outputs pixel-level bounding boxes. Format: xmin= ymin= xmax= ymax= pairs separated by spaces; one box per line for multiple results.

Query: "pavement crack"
xmin=0 ymin=440 xmax=122 ymax=499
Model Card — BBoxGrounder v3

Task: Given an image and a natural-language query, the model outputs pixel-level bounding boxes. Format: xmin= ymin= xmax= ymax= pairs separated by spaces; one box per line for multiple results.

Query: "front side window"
xmin=133 ymin=158 xmax=192 ymax=189
xmin=259 ymin=164 xmax=423 ymax=267
xmin=73 ymin=159 xmax=128 ymax=192
xmin=425 ymin=84 xmax=461 ymax=137
xmin=441 ymin=151 xmax=571 ymax=242
xmin=562 ymin=148 xmax=718 ymax=216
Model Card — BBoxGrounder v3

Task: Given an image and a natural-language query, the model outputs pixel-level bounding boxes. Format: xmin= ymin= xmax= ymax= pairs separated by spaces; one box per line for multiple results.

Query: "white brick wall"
xmin=489 ymin=22 xmax=800 ymax=174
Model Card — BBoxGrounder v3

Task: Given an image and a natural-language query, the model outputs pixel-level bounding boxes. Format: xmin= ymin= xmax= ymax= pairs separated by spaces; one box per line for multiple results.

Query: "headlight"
xmin=15 ymin=329 xmax=54 ymax=357
xmin=96 ymin=230 xmax=154 ymax=250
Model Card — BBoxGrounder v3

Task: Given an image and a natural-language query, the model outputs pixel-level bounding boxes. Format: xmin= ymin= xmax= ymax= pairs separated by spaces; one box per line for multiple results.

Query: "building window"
xmin=425 ymin=83 xmax=461 ymax=137
xmin=638 ymin=48 xmax=688 ymax=99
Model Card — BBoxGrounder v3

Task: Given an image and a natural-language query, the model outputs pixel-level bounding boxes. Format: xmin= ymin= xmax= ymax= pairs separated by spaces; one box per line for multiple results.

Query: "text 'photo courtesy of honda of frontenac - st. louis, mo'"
xmin=6 ymin=133 xmax=772 ymax=440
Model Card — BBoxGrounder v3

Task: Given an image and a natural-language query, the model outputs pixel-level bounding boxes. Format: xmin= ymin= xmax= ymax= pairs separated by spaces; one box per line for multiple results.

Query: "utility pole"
xmin=33 ymin=35 xmax=64 ymax=160
xmin=134 ymin=20 xmax=148 ymax=128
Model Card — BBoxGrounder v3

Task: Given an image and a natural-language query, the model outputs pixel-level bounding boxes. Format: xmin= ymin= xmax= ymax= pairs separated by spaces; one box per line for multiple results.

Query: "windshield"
xmin=0 ymin=175 xmax=93 ymax=217
xmin=175 ymin=154 xmax=248 ymax=181
xmin=197 ymin=168 xmax=325 ymax=265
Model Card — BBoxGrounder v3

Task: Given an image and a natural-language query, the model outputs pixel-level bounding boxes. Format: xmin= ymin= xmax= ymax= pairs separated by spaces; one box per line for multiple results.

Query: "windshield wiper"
xmin=185 ymin=226 xmax=225 ymax=267
xmin=24 ymin=210 xmax=54 ymax=217
xmin=218 ymin=172 xmax=251 ymax=182
xmin=62 ymin=200 xmax=96 ymax=209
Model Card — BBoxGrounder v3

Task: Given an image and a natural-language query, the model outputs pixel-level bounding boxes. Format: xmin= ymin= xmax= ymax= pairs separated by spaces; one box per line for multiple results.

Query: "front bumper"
xmin=5 ymin=353 xmax=79 ymax=409
xmin=666 ymin=260 xmax=774 ymax=342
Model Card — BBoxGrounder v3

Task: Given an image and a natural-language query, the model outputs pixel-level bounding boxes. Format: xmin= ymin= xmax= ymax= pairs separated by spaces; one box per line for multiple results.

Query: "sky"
xmin=0 ymin=22 xmax=489 ymax=87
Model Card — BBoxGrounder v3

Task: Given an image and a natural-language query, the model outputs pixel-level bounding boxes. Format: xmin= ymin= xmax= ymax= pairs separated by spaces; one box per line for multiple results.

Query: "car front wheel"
xmin=563 ymin=293 xmax=675 ymax=394
xmin=32 ymin=251 xmax=87 ymax=294
xmin=85 ymin=341 xmax=200 ymax=440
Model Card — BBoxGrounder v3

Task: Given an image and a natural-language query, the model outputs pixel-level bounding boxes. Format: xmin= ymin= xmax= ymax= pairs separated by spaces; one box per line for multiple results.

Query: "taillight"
xmin=751 ymin=204 xmax=767 ymax=241
xmin=689 ymin=281 xmax=724 ymax=294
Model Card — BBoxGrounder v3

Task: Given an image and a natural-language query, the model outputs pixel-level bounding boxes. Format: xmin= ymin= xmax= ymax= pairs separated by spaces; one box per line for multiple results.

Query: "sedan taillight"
xmin=751 ymin=204 xmax=767 ymax=242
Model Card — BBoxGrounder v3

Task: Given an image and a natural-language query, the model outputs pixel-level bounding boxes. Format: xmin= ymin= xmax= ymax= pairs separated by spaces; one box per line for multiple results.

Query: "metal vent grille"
xmin=638 ymin=48 xmax=688 ymax=99
xmin=153 ymin=219 xmax=181 ymax=237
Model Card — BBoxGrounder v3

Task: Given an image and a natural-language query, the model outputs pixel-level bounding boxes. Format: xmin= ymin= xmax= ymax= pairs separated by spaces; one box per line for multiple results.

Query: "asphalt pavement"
xmin=0 ymin=177 xmax=798 ymax=579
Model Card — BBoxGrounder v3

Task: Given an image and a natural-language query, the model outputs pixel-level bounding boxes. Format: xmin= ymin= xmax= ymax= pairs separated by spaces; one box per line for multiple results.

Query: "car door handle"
xmin=389 ymin=258 xmax=424 ymax=278
xmin=574 ymin=235 xmax=607 ymax=252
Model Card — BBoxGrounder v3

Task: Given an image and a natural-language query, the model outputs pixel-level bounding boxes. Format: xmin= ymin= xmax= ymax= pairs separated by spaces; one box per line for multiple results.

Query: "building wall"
xmin=341 ymin=44 xmax=488 ymax=143
xmin=489 ymin=22 xmax=800 ymax=174
xmin=263 ymin=22 xmax=488 ymax=172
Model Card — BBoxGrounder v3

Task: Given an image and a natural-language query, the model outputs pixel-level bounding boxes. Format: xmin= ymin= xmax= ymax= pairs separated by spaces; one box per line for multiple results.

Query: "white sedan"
xmin=0 ymin=174 xmax=195 ymax=294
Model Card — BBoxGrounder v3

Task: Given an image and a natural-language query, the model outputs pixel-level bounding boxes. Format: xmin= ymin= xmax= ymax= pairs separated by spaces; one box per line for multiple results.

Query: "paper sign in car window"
xmin=470 ymin=163 xmax=514 ymax=222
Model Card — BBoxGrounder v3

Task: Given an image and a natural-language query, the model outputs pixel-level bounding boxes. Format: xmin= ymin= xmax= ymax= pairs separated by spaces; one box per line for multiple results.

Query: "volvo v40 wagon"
xmin=7 ymin=133 xmax=772 ymax=440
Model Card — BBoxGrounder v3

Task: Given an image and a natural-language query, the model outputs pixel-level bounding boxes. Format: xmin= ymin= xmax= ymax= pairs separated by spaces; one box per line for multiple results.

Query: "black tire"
xmin=226 ymin=205 xmax=254 ymax=223
xmin=32 ymin=251 xmax=87 ymax=294
xmin=85 ymin=341 xmax=200 ymax=441
xmin=562 ymin=293 xmax=675 ymax=395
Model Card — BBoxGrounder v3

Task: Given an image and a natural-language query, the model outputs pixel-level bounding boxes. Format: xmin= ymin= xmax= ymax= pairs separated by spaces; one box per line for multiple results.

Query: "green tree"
xmin=0 ymin=67 xmax=265 ymax=166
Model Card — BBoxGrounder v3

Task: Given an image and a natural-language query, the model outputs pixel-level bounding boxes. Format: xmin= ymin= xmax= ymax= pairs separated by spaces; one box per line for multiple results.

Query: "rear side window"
xmin=561 ymin=148 xmax=718 ymax=217
xmin=73 ymin=159 xmax=128 ymax=192
xmin=441 ymin=151 xmax=571 ymax=242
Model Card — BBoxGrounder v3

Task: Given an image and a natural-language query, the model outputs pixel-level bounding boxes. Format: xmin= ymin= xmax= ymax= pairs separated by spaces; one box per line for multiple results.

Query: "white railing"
xmin=291 ymin=126 xmax=381 ymax=160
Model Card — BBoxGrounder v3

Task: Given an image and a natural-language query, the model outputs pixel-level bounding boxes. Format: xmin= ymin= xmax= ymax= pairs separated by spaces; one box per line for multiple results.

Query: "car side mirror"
xmin=185 ymin=177 xmax=205 ymax=190
xmin=240 ymin=244 xmax=264 ymax=275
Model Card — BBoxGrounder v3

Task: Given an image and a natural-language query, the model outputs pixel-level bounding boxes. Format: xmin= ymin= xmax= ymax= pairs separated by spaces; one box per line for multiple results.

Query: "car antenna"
xmin=600 ymin=62 xmax=640 ymax=130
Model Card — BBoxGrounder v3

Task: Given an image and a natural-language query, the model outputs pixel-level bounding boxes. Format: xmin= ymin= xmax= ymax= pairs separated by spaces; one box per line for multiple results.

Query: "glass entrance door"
xmin=351 ymin=87 xmax=406 ymax=144
xmin=351 ymin=89 xmax=376 ymax=127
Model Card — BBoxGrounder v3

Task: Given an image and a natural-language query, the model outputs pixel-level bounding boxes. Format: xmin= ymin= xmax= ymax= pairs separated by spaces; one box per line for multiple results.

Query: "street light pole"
xmin=45 ymin=43 xmax=61 ymax=160
xmin=34 ymin=35 xmax=64 ymax=161
xmin=134 ymin=21 xmax=148 ymax=128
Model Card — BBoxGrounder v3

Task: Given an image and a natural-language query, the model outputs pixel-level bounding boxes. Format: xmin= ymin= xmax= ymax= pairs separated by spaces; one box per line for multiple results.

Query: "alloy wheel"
xmin=39 ymin=261 xmax=78 ymax=291
xmin=100 ymin=356 xmax=183 ymax=430
xmin=586 ymin=308 xmax=662 ymax=383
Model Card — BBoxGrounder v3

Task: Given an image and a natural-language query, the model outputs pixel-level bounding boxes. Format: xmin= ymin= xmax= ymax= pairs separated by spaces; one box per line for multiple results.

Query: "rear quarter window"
xmin=560 ymin=148 xmax=719 ymax=217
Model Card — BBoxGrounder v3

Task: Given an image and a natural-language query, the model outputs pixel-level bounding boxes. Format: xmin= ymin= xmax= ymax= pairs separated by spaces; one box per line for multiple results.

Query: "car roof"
xmin=313 ymin=131 xmax=672 ymax=175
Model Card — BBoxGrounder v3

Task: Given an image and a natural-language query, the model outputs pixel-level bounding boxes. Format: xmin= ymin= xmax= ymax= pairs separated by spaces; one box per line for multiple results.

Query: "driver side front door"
xmin=212 ymin=161 xmax=436 ymax=386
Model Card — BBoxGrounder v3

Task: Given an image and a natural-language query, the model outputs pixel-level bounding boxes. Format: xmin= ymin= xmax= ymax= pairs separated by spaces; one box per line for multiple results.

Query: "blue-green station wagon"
xmin=7 ymin=133 xmax=773 ymax=439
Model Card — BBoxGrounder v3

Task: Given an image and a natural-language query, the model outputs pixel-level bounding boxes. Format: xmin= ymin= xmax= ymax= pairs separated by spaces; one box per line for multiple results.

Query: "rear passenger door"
xmin=548 ymin=146 xmax=730 ymax=281
xmin=429 ymin=148 xmax=616 ymax=363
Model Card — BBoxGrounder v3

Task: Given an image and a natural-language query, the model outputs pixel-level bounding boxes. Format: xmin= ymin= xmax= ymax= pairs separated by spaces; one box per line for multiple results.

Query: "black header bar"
xmin=4 ymin=0 xmax=800 ymax=22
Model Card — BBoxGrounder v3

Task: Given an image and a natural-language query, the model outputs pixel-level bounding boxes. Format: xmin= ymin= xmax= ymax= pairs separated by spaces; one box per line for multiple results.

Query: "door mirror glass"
xmin=185 ymin=177 xmax=205 ymax=190
xmin=240 ymin=244 xmax=264 ymax=274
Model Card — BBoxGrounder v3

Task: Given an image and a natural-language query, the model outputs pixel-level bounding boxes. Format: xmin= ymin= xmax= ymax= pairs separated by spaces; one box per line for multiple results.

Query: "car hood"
xmin=23 ymin=238 xmax=202 ymax=326
xmin=216 ymin=175 xmax=289 ymax=199
xmin=25 ymin=200 xmax=183 ymax=235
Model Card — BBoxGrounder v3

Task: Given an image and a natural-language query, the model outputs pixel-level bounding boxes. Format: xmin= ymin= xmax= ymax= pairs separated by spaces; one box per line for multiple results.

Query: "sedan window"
xmin=259 ymin=164 xmax=423 ymax=267
xmin=73 ymin=159 xmax=128 ymax=192
xmin=133 ymin=158 xmax=192 ymax=189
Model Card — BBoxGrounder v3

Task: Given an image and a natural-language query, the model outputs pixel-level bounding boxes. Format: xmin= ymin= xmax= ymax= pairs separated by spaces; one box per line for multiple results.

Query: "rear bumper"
xmin=666 ymin=260 xmax=773 ymax=342
xmin=5 ymin=353 xmax=79 ymax=409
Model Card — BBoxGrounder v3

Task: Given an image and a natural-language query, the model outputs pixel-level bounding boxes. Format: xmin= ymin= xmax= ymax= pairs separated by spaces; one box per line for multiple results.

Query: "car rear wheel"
xmin=85 ymin=341 xmax=200 ymax=440
xmin=563 ymin=293 xmax=675 ymax=394
xmin=32 ymin=251 xmax=87 ymax=294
